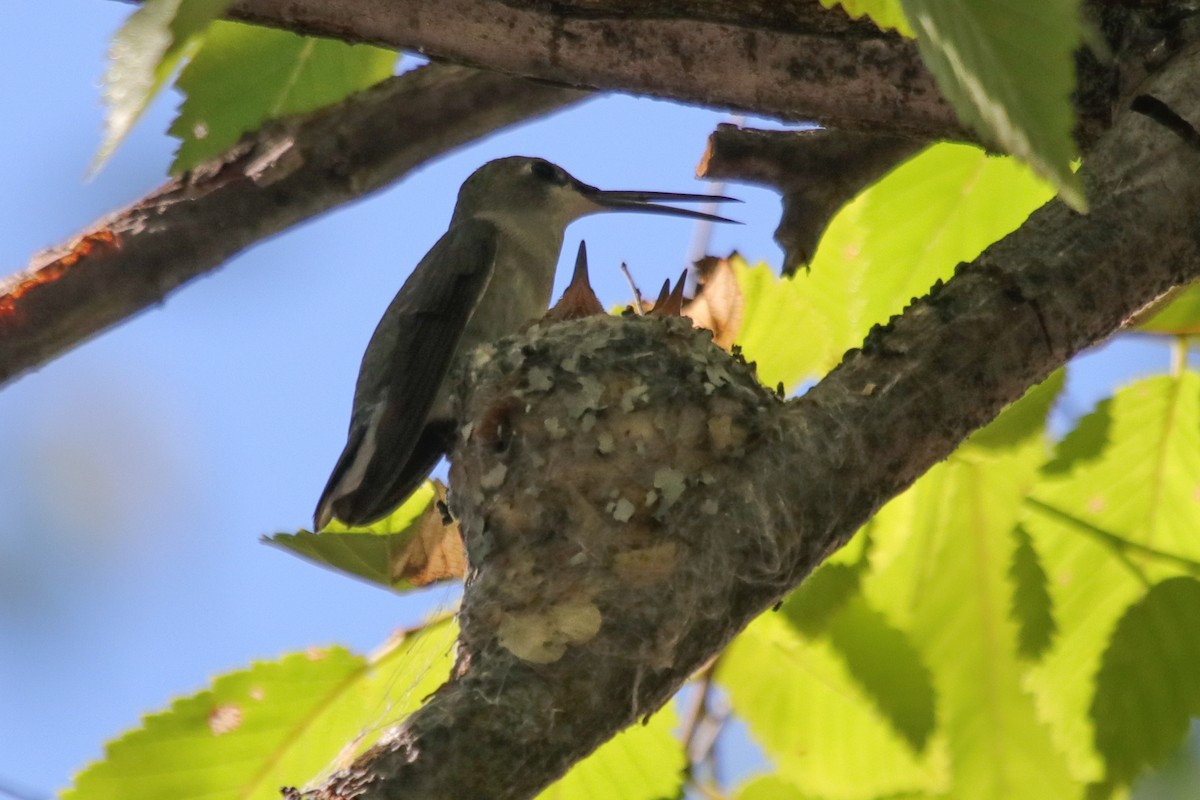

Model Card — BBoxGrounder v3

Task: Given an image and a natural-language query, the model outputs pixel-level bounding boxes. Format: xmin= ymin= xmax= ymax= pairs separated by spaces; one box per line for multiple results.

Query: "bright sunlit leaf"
xmin=1023 ymin=372 xmax=1200 ymax=781
xmin=859 ymin=379 xmax=1077 ymax=797
xmin=536 ymin=706 xmax=683 ymax=800
xmin=900 ymin=0 xmax=1085 ymax=208
xmin=780 ymin=562 xmax=862 ymax=637
xmin=735 ymin=143 xmax=1054 ymax=390
xmin=721 ymin=612 xmax=948 ymax=797
xmin=169 ymin=20 xmax=397 ymax=173
xmin=1138 ymin=280 xmax=1200 ymax=335
xmin=65 ymin=618 xmax=458 ymax=800
xmin=735 ymin=774 xmax=817 ymax=800
xmin=818 ymin=0 xmax=913 ymax=36
xmin=780 ymin=564 xmax=937 ymax=752
xmin=826 ymin=595 xmax=938 ymax=752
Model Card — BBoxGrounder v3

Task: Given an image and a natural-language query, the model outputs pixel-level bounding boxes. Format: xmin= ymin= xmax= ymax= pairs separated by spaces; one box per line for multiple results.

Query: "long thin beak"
xmin=577 ymin=183 xmax=741 ymax=224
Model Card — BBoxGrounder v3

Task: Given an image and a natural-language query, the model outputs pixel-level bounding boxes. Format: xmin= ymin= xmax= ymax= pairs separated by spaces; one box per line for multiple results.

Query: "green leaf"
xmin=735 ymin=775 xmax=818 ymax=800
xmin=818 ymin=0 xmax=913 ymax=36
xmin=1041 ymin=397 xmax=1113 ymax=476
xmin=66 ymin=618 xmax=458 ymax=800
xmin=861 ymin=432 xmax=1077 ymax=797
xmin=1009 ymin=524 xmax=1056 ymax=660
xmin=1023 ymin=372 xmax=1200 ymax=780
xmin=1091 ymin=577 xmax=1200 ymax=786
xmin=780 ymin=562 xmax=862 ymax=637
xmin=96 ymin=0 xmax=232 ymax=172
xmin=265 ymin=482 xmax=463 ymax=591
xmin=67 ymin=609 xmax=678 ymax=800
xmin=969 ymin=369 xmax=1064 ymax=452
xmin=735 ymin=143 xmax=1054 ymax=390
xmin=720 ymin=612 xmax=948 ymax=798
xmin=536 ymin=706 xmax=683 ymax=800
xmin=780 ymin=565 xmax=937 ymax=753
xmin=1137 ymin=281 xmax=1200 ymax=335
xmin=828 ymin=595 xmax=938 ymax=752
xmin=899 ymin=0 xmax=1085 ymax=209
xmin=169 ymin=21 xmax=398 ymax=173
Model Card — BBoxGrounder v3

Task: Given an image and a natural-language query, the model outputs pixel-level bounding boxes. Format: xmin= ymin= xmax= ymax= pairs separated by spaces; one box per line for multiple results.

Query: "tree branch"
xmin=306 ymin=40 xmax=1200 ymax=800
xmin=0 ymin=65 xmax=582 ymax=386
xmin=24 ymin=0 xmax=1166 ymax=385
xmin=699 ymin=125 xmax=925 ymax=274
xmin=223 ymin=0 xmax=963 ymax=139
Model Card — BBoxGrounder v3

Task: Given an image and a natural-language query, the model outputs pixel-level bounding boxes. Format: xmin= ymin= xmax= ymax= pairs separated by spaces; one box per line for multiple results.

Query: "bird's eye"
xmin=530 ymin=160 xmax=561 ymax=183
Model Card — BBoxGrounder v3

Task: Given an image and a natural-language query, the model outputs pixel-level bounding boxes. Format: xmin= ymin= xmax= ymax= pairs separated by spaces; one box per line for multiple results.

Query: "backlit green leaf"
xmin=735 ymin=774 xmax=817 ymax=800
xmin=828 ymin=595 xmax=937 ymax=752
xmin=95 ymin=0 xmax=232 ymax=172
xmin=66 ymin=618 xmax=458 ymax=800
xmin=969 ymin=369 xmax=1064 ymax=452
xmin=1138 ymin=281 xmax=1200 ymax=335
xmin=818 ymin=0 xmax=912 ymax=36
xmin=1009 ymin=524 xmax=1056 ymax=660
xmin=721 ymin=612 xmax=948 ymax=797
xmin=861 ymin=428 xmax=1077 ymax=797
xmin=899 ymin=0 xmax=1085 ymax=208
xmin=169 ymin=21 xmax=397 ymax=172
xmin=1022 ymin=372 xmax=1200 ymax=780
xmin=780 ymin=565 xmax=937 ymax=752
xmin=536 ymin=706 xmax=683 ymax=800
xmin=780 ymin=562 xmax=862 ymax=637
xmin=1092 ymin=577 xmax=1200 ymax=786
xmin=735 ymin=143 xmax=1053 ymax=390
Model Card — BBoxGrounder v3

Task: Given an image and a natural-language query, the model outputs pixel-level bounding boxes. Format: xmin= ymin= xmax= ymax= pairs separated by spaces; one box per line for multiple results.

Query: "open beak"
xmin=577 ymin=182 xmax=741 ymax=224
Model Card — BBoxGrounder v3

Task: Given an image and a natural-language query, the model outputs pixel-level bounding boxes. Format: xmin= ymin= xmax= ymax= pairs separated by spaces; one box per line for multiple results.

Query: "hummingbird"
xmin=314 ymin=156 xmax=737 ymax=530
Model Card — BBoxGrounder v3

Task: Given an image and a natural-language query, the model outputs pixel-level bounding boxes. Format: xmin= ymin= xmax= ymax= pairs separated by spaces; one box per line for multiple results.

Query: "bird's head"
xmin=451 ymin=156 xmax=737 ymax=231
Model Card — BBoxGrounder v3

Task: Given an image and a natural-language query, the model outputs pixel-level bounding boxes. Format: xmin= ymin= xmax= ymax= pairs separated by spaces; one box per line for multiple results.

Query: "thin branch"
xmin=679 ymin=660 xmax=719 ymax=774
xmin=0 ymin=65 xmax=583 ymax=386
xmin=683 ymin=664 xmax=729 ymax=793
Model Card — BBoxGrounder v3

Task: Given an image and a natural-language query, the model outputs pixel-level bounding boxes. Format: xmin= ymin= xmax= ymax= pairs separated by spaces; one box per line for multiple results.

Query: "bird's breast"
xmin=459 ymin=231 xmax=561 ymax=353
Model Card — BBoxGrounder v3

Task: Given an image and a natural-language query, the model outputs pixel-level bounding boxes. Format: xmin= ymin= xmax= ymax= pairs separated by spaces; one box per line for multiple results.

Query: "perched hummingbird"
xmin=314 ymin=156 xmax=736 ymax=530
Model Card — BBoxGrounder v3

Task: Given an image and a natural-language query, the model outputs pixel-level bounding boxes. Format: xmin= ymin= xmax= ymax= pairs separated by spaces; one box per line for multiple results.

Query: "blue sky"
xmin=0 ymin=3 xmax=1182 ymax=797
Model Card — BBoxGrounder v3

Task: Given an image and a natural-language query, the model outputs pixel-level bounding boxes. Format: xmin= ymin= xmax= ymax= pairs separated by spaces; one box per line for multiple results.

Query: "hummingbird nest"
xmin=447 ymin=311 xmax=783 ymax=708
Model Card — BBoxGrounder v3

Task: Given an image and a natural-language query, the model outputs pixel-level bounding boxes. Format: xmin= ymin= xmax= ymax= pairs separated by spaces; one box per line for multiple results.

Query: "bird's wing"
xmin=314 ymin=219 xmax=498 ymax=529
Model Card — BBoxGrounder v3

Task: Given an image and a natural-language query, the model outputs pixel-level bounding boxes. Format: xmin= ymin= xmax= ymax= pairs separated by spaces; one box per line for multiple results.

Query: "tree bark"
xmin=700 ymin=125 xmax=926 ymax=274
xmin=224 ymin=0 xmax=962 ymax=139
xmin=0 ymin=65 xmax=582 ymax=386
xmin=14 ymin=0 xmax=1171 ymax=384
xmin=308 ymin=40 xmax=1200 ymax=800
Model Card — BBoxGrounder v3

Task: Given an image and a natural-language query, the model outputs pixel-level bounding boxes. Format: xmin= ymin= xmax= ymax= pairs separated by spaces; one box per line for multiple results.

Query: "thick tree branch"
xmin=307 ymin=41 xmax=1200 ymax=800
xmin=0 ymin=66 xmax=582 ymax=386
xmin=224 ymin=0 xmax=963 ymax=139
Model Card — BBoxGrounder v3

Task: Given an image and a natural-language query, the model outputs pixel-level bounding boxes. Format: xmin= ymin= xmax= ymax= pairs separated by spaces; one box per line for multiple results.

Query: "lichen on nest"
xmin=448 ymin=313 xmax=781 ymax=671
